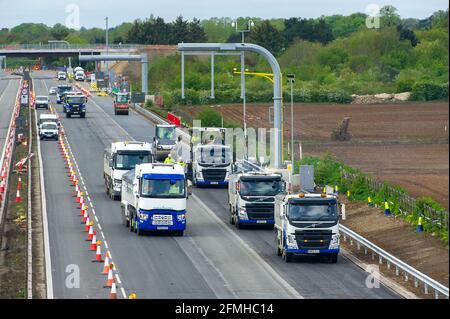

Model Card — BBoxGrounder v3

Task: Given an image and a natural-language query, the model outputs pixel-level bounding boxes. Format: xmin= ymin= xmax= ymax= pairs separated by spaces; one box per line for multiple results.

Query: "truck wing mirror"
xmin=187 ymin=180 xmax=193 ymax=197
xmin=109 ymin=159 xmax=113 ymax=167
xmin=339 ymin=203 xmax=346 ymax=220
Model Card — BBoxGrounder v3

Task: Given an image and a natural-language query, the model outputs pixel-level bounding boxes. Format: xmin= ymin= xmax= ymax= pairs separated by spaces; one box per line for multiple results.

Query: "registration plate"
xmin=307 ymin=250 xmax=320 ymax=254
xmin=157 ymin=226 xmax=169 ymax=230
xmin=256 ymin=220 xmax=267 ymax=224
xmin=210 ymin=182 xmax=219 ymax=185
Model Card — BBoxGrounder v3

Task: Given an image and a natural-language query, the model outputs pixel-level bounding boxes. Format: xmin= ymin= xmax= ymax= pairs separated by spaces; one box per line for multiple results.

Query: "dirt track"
xmin=179 ymin=101 xmax=449 ymax=209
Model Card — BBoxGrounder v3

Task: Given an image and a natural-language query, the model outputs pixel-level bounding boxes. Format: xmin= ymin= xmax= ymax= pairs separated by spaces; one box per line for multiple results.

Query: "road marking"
xmin=42 ymin=77 xmax=126 ymax=299
xmin=192 ymin=194 xmax=303 ymax=299
xmin=35 ymin=79 xmax=54 ymax=299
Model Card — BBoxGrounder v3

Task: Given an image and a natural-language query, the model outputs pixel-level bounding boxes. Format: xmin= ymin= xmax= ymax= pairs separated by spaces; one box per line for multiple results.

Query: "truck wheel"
xmin=275 ymin=233 xmax=282 ymax=256
xmin=137 ymin=226 xmax=143 ymax=236
xmin=235 ymin=219 xmax=242 ymax=229
xmin=114 ymin=109 xmax=117 ymax=115
xmin=66 ymin=112 xmax=71 ymax=118
xmin=328 ymin=253 xmax=338 ymax=264
xmin=129 ymin=215 xmax=135 ymax=232
xmin=173 ymin=230 xmax=184 ymax=236
xmin=80 ymin=113 xmax=85 ymax=118
xmin=125 ymin=111 xmax=129 ymax=115
xmin=282 ymin=250 xmax=293 ymax=263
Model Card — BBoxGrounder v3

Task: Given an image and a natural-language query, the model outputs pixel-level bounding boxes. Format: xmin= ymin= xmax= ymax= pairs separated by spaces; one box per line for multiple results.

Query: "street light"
xmin=48 ymin=40 xmax=71 ymax=68
xmin=105 ymin=17 xmax=109 ymax=75
xmin=287 ymin=74 xmax=295 ymax=163
xmin=231 ymin=19 xmax=255 ymax=159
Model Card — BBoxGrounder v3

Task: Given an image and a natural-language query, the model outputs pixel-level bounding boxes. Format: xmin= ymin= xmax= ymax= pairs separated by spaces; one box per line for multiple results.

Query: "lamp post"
xmin=105 ymin=17 xmax=109 ymax=75
xmin=231 ymin=19 xmax=255 ymax=158
xmin=287 ymin=74 xmax=295 ymax=163
xmin=48 ymin=40 xmax=71 ymax=68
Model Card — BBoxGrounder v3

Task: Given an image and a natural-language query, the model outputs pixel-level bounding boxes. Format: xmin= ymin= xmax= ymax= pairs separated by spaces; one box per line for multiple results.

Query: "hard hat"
xmin=168 ymin=154 xmax=172 ymax=158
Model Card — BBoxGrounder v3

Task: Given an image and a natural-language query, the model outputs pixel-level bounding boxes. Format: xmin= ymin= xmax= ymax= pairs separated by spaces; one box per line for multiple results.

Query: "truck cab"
xmin=190 ymin=127 xmax=232 ymax=187
xmin=121 ymin=163 xmax=191 ymax=236
xmin=113 ymin=92 xmax=130 ymax=115
xmin=228 ymin=171 xmax=284 ymax=229
xmin=64 ymin=94 xmax=87 ymax=118
xmin=39 ymin=121 xmax=59 ymax=141
xmin=104 ymin=141 xmax=153 ymax=200
xmin=56 ymin=85 xmax=72 ymax=104
xmin=35 ymin=95 xmax=49 ymax=109
xmin=153 ymin=124 xmax=176 ymax=161
xmin=75 ymin=70 xmax=85 ymax=81
xmin=275 ymin=193 xmax=341 ymax=263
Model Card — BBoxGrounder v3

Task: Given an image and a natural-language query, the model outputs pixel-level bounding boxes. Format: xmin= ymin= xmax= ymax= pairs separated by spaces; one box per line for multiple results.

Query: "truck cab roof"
xmin=110 ymin=141 xmax=152 ymax=153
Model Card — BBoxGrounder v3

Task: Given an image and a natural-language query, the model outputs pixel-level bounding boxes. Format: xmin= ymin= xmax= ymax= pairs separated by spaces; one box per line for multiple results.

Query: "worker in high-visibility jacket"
xmin=164 ymin=154 xmax=175 ymax=164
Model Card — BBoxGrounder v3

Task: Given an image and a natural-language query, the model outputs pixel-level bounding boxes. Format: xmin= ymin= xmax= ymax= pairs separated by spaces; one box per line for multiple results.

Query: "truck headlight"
xmin=157 ymin=145 xmax=163 ymax=150
xmin=329 ymin=234 xmax=340 ymax=249
xmin=287 ymin=234 xmax=298 ymax=248
xmin=177 ymin=214 xmax=186 ymax=222
xmin=139 ymin=213 xmax=149 ymax=221
xmin=238 ymin=208 xmax=248 ymax=220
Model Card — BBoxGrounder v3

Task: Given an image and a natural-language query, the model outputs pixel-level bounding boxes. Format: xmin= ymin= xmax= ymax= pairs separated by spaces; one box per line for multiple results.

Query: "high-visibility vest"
xmin=164 ymin=157 xmax=175 ymax=164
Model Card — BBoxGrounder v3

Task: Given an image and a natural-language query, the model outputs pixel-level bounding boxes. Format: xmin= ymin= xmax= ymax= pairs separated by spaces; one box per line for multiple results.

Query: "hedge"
xmin=410 ymin=81 xmax=449 ymax=101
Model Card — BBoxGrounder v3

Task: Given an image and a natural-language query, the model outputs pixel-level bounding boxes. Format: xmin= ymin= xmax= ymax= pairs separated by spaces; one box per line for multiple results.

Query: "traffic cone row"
xmin=58 ymin=132 xmax=124 ymax=299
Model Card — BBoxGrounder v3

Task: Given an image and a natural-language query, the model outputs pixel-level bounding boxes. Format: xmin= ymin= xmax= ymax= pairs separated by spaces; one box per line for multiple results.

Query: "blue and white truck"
xmin=120 ymin=163 xmax=191 ymax=236
xmin=64 ymin=93 xmax=87 ymax=118
xmin=274 ymin=192 xmax=341 ymax=263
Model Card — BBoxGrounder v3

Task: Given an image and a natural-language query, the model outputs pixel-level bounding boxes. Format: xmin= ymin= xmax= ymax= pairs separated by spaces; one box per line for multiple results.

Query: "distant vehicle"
xmin=121 ymin=163 xmax=191 ymax=236
xmin=113 ymin=92 xmax=130 ymax=115
xmin=35 ymin=95 xmax=49 ymax=109
xmin=57 ymin=71 xmax=66 ymax=80
xmin=61 ymin=91 xmax=84 ymax=112
xmin=189 ymin=127 xmax=233 ymax=187
xmin=64 ymin=94 xmax=87 ymax=118
xmin=104 ymin=141 xmax=153 ymax=200
xmin=228 ymin=170 xmax=284 ymax=229
xmin=56 ymin=85 xmax=72 ymax=104
xmin=275 ymin=192 xmax=342 ymax=263
xmin=39 ymin=121 xmax=59 ymax=141
xmin=74 ymin=66 xmax=84 ymax=73
xmin=152 ymin=124 xmax=177 ymax=161
xmin=48 ymin=86 xmax=57 ymax=95
xmin=75 ymin=70 xmax=85 ymax=81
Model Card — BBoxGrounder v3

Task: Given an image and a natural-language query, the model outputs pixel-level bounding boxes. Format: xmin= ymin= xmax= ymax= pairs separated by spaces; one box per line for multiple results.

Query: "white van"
xmin=38 ymin=113 xmax=60 ymax=128
xmin=75 ymin=70 xmax=85 ymax=81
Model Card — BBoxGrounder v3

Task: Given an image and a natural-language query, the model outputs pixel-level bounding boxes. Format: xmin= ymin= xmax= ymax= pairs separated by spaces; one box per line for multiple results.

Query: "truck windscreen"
xmin=156 ymin=127 xmax=175 ymax=140
xmin=240 ymin=179 xmax=282 ymax=196
xmin=199 ymin=147 xmax=231 ymax=164
xmin=141 ymin=179 xmax=185 ymax=198
xmin=66 ymin=96 xmax=87 ymax=104
xmin=288 ymin=203 xmax=337 ymax=222
xmin=58 ymin=86 xmax=72 ymax=94
xmin=116 ymin=94 xmax=129 ymax=103
xmin=115 ymin=152 xmax=151 ymax=170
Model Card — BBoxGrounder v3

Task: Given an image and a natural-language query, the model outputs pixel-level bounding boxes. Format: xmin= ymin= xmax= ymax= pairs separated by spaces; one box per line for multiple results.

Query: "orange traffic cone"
xmin=1 ymin=177 xmax=5 ymax=193
xmin=86 ymin=225 xmax=95 ymax=241
xmin=92 ymin=241 xmax=103 ymax=262
xmin=89 ymin=234 xmax=97 ymax=251
xmin=81 ymin=210 xmax=89 ymax=224
xmin=17 ymin=176 xmax=22 ymax=191
xmin=102 ymin=256 xmax=110 ymax=274
xmin=79 ymin=196 xmax=85 ymax=208
xmin=110 ymin=282 xmax=117 ymax=299
xmin=84 ymin=218 xmax=91 ymax=231
xmin=15 ymin=189 xmax=21 ymax=203
xmin=104 ymin=264 xmax=115 ymax=288
xmin=80 ymin=204 xmax=87 ymax=217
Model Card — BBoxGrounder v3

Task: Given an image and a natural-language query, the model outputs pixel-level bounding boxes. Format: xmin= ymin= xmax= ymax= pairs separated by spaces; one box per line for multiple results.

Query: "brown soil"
xmin=341 ymin=199 xmax=449 ymax=290
xmin=178 ymin=101 xmax=449 ymax=209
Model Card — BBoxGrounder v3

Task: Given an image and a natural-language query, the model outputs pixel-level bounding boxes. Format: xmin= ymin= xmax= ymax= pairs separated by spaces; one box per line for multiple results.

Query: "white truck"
xmin=228 ymin=170 xmax=284 ymax=229
xmin=274 ymin=192 xmax=341 ymax=263
xmin=104 ymin=141 xmax=152 ymax=200
xmin=190 ymin=127 xmax=233 ymax=187
xmin=120 ymin=163 xmax=191 ymax=236
xmin=75 ymin=70 xmax=85 ymax=81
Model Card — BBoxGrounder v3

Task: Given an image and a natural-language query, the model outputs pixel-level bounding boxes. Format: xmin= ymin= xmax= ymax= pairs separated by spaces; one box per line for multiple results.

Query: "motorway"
xmin=31 ymin=71 xmax=399 ymax=299
xmin=0 ymin=75 xmax=21 ymax=164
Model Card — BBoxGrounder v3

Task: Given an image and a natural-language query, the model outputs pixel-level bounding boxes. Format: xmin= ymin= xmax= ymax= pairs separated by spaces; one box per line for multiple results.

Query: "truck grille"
xmin=202 ymin=169 xmax=227 ymax=182
xmin=295 ymin=230 xmax=332 ymax=250
xmin=246 ymin=204 xmax=274 ymax=220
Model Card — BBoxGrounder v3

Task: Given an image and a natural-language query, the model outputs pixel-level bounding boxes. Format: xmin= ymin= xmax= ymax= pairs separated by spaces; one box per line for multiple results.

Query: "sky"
xmin=0 ymin=0 xmax=448 ymax=29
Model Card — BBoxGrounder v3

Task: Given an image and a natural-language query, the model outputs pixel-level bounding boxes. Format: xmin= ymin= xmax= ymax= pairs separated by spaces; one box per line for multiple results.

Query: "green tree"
xmin=50 ymin=23 xmax=70 ymax=40
xmin=380 ymin=5 xmax=401 ymax=27
xmin=249 ymin=20 xmax=285 ymax=55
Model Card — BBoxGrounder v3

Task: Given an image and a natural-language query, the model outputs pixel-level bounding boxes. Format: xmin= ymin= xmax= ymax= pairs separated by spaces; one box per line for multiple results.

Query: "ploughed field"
xmin=180 ymin=101 xmax=449 ymax=209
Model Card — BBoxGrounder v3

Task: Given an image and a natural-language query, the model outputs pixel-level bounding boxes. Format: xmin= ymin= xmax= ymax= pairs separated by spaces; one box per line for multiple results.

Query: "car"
xmin=57 ymin=71 xmax=67 ymax=80
xmin=39 ymin=121 xmax=59 ymax=141
xmin=97 ymin=90 xmax=108 ymax=97
xmin=35 ymin=95 xmax=49 ymax=109
xmin=49 ymin=87 xmax=57 ymax=95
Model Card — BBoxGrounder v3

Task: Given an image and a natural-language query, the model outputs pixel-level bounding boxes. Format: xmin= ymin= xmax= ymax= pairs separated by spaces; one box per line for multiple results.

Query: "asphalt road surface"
xmin=32 ymin=71 xmax=399 ymax=299
xmin=0 ymin=76 xmax=20 ymax=162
